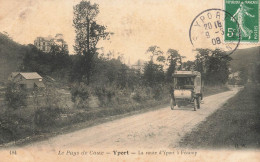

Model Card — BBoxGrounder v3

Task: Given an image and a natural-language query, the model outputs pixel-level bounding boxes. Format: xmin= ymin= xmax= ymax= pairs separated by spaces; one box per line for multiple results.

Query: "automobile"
xmin=170 ymin=70 xmax=203 ymax=111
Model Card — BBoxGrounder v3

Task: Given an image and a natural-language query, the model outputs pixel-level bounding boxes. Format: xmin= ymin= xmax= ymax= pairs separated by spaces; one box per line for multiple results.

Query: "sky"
xmin=0 ymin=0 xmax=258 ymax=64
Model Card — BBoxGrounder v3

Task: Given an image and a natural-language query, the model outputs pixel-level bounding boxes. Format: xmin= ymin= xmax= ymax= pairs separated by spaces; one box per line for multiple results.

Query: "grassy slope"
xmin=179 ymin=83 xmax=260 ymax=149
xmin=230 ymin=46 xmax=260 ymax=72
xmin=203 ymin=86 xmax=230 ymax=97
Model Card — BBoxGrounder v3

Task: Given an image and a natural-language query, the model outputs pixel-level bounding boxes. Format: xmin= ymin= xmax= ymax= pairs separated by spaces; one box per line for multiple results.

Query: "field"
xmin=179 ymin=83 xmax=260 ymax=149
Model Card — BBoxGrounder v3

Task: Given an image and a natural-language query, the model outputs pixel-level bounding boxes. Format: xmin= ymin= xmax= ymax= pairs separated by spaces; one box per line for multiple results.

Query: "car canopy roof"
xmin=173 ymin=71 xmax=200 ymax=77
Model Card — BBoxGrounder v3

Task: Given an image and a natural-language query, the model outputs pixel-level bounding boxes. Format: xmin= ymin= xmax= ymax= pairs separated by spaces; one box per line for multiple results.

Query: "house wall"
xmin=18 ymin=79 xmax=36 ymax=89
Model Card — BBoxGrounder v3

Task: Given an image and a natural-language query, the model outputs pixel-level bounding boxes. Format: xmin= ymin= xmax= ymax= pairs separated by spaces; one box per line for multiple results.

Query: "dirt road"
xmin=24 ymin=88 xmax=240 ymax=150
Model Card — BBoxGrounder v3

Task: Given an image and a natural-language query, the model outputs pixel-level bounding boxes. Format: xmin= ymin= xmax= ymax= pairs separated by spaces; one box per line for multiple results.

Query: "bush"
xmin=131 ymin=86 xmax=150 ymax=102
xmin=0 ymin=114 xmax=33 ymax=144
xmin=114 ymin=88 xmax=132 ymax=105
xmin=5 ymin=82 xmax=27 ymax=109
xmin=152 ymin=85 xmax=165 ymax=100
xmin=94 ymin=85 xmax=115 ymax=106
xmin=34 ymin=107 xmax=62 ymax=128
xmin=70 ymin=82 xmax=91 ymax=109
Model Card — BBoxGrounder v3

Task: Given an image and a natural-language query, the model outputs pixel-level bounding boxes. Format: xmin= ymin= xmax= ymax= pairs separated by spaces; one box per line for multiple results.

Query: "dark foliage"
xmin=165 ymin=49 xmax=182 ymax=82
xmin=143 ymin=61 xmax=165 ymax=86
xmin=5 ymin=82 xmax=27 ymax=109
xmin=21 ymin=44 xmax=72 ymax=80
xmin=0 ymin=114 xmax=33 ymax=144
xmin=34 ymin=107 xmax=63 ymax=128
xmin=0 ymin=32 xmax=27 ymax=82
xmin=73 ymin=0 xmax=110 ymax=84
xmin=93 ymin=85 xmax=115 ymax=106
xmin=194 ymin=48 xmax=232 ymax=85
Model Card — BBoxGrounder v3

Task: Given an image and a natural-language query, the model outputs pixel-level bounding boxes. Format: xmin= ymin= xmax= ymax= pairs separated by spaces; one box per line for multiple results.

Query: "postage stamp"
xmin=224 ymin=0 xmax=259 ymax=42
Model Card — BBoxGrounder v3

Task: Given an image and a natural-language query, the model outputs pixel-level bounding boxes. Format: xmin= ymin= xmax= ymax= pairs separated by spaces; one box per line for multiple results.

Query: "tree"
xmin=194 ymin=48 xmax=210 ymax=73
xmin=146 ymin=45 xmax=164 ymax=63
xmin=73 ymin=0 xmax=110 ymax=84
xmin=195 ymin=48 xmax=232 ymax=85
xmin=117 ymin=64 xmax=128 ymax=88
xmin=143 ymin=61 xmax=165 ymax=86
xmin=183 ymin=61 xmax=195 ymax=71
xmin=48 ymin=44 xmax=72 ymax=79
xmin=165 ymin=49 xmax=181 ymax=82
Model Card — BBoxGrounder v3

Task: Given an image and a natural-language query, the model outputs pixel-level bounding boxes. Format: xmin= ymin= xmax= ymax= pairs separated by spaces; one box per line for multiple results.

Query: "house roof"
xmin=19 ymin=72 xmax=42 ymax=80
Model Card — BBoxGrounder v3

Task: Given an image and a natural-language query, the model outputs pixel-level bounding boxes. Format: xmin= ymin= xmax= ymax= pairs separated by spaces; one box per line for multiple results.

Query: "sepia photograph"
xmin=0 ymin=0 xmax=259 ymax=161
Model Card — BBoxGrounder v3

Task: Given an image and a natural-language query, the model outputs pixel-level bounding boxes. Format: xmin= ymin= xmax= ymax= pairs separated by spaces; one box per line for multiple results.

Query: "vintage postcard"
xmin=0 ymin=0 xmax=259 ymax=161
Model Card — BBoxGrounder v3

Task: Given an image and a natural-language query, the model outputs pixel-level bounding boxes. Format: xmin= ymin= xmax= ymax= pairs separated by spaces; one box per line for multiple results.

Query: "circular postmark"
xmin=189 ymin=8 xmax=241 ymax=55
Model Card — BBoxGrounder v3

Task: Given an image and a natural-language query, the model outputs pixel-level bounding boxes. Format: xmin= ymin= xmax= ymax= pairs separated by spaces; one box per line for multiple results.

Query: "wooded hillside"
xmin=0 ymin=33 xmax=27 ymax=83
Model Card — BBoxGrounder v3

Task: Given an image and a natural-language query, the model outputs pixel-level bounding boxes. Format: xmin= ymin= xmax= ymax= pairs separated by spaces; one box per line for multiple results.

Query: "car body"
xmin=170 ymin=71 xmax=203 ymax=111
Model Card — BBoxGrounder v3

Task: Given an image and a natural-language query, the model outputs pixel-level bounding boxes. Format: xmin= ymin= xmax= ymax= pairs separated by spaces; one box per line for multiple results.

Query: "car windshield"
xmin=174 ymin=77 xmax=194 ymax=89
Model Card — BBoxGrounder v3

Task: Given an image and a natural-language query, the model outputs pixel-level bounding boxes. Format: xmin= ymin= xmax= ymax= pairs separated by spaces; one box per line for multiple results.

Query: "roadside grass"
xmin=0 ymin=90 xmax=170 ymax=146
xmin=203 ymin=85 xmax=230 ymax=96
xmin=0 ymin=85 xmax=229 ymax=147
xmin=179 ymin=83 xmax=260 ymax=149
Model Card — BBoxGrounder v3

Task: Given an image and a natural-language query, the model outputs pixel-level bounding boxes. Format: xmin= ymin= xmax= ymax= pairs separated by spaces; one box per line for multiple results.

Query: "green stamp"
xmin=225 ymin=0 xmax=259 ymax=42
